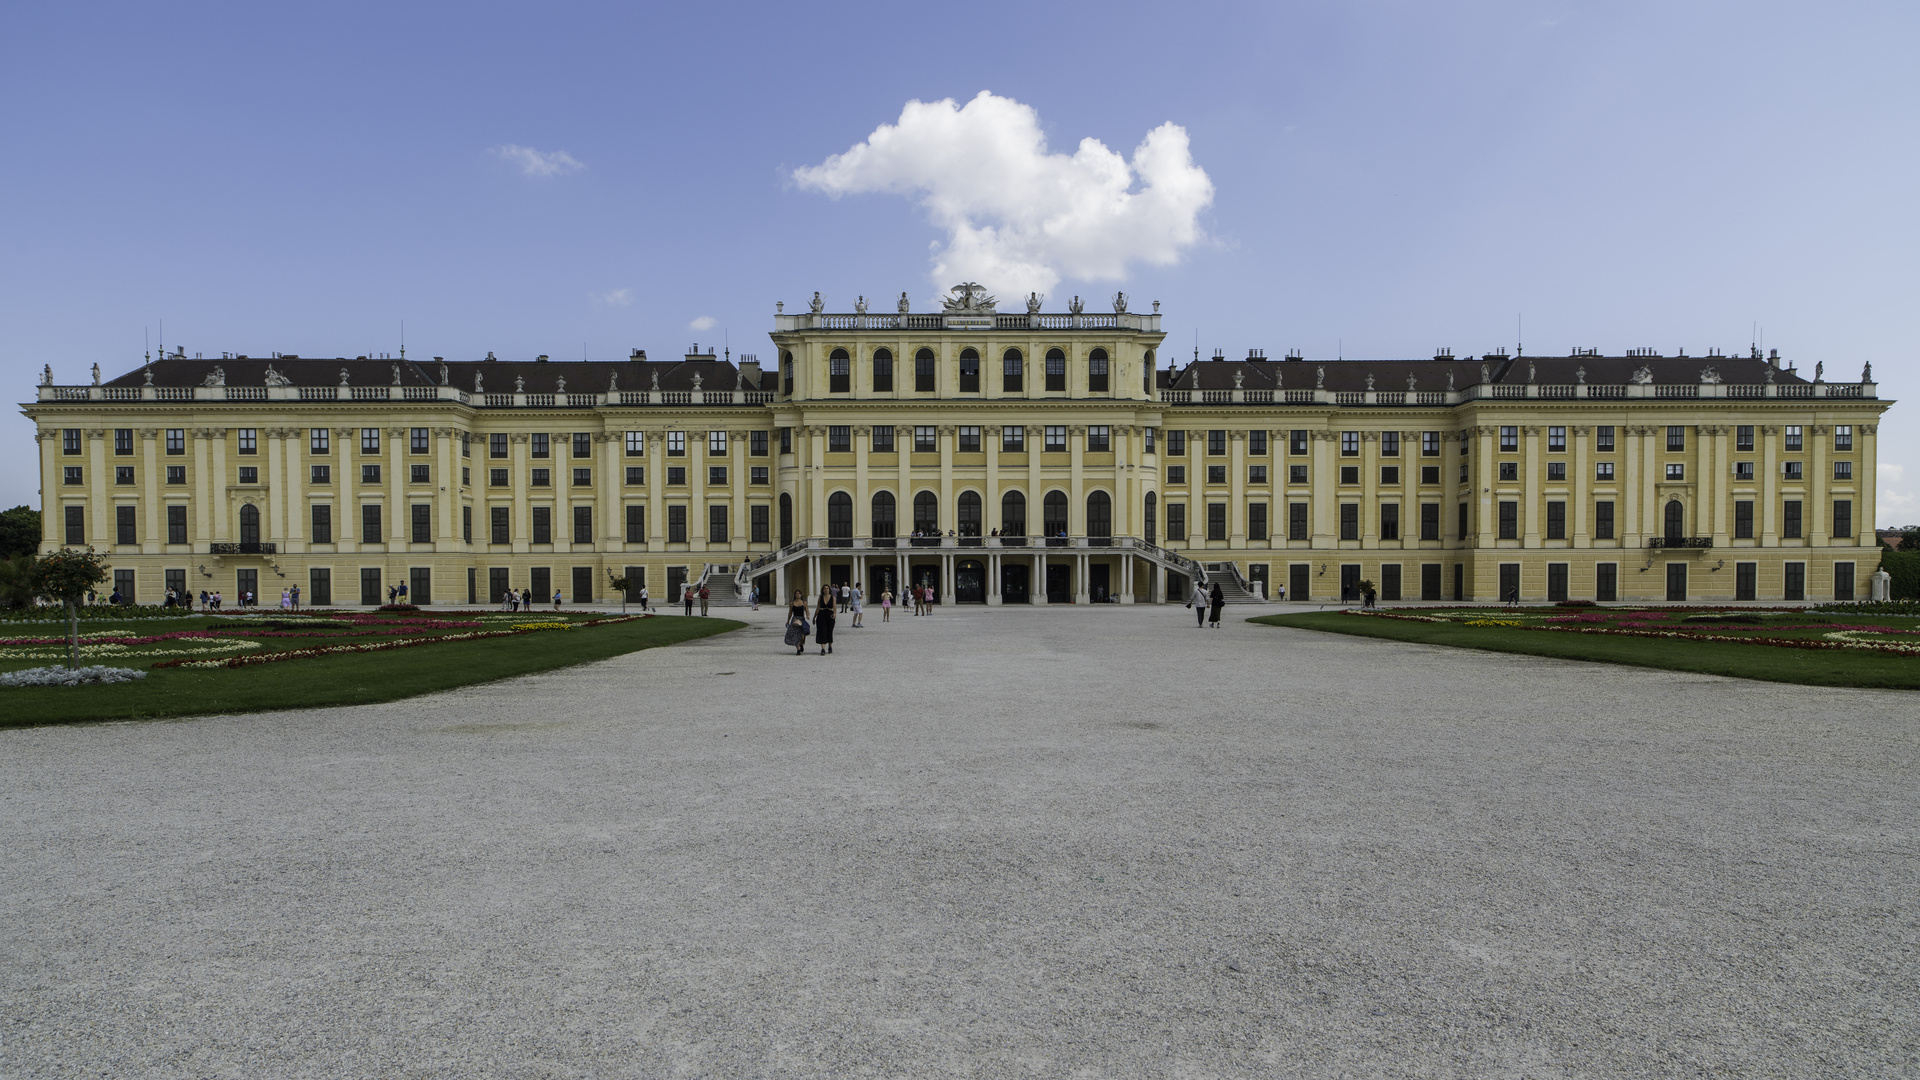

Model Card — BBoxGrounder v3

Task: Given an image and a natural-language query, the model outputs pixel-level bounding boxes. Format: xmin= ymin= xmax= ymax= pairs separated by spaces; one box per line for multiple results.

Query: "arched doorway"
xmin=1001 ymin=490 xmax=1027 ymax=541
xmin=957 ymin=490 xmax=982 ymax=542
xmin=1002 ymin=349 xmax=1023 ymax=392
xmin=955 ymin=559 xmax=986 ymax=603
xmin=239 ymin=504 xmax=260 ymax=547
xmin=958 ymin=348 xmax=980 ymax=393
xmin=871 ymin=491 xmax=896 ymax=542
xmin=913 ymin=490 xmax=938 ymax=543
xmin=1144 ymin=491 xmax=1157 ymax=544
xmin=872 ymin=347 xmax=893 ymax=392
xmin=1664 ymin=499 xmax=1684 ymax=542
xmin=828 ymin=348 xmax=850 ymax=393
xmin=1086 ymin=491 xmax=1112 ymax=543
xmin=779 ymin=493 xmax=793 ymax=546
xmin=827 ymin=491 xmax=852 ymax=547
xmin=1043 ymin=490 xmax=1069 ymax=543
xmin=1045 ymin=347 xmax=1066 ymax=391
xmin=1000 ymin=562 xmax=1030 ymax=603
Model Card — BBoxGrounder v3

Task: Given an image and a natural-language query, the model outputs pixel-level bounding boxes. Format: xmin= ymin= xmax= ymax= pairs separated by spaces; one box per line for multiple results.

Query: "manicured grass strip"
xmin=1 ymin=616 xmax=743 ymax=727
xmin=1250 ymin=612 xmax=1920 ymax=690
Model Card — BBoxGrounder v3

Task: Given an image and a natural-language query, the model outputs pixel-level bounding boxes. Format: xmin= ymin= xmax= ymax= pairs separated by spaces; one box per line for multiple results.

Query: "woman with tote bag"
xmin=784 ymin=590 xmax=811 ymax=655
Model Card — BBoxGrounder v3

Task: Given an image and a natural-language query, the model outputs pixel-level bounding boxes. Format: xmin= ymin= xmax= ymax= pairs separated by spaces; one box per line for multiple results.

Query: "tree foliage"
xmin=0 ymin=505 xmax=40 ymax=558
xmin=24 ymin=547 xmax=111 ymax=667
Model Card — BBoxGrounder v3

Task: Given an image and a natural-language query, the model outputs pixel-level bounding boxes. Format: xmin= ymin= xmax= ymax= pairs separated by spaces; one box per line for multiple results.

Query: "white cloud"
xmin=793 ymin=91 xmax=1214 ymax=298
xmin=688 ymin=315 xmax=717 ymax=331
xmin=591 ymin=288 xmax=633 ymax=307
xmin=1880 ymin=461 xmax=1917 ymax=527
xmin=491 ymin=144 xmax=585 ymax=179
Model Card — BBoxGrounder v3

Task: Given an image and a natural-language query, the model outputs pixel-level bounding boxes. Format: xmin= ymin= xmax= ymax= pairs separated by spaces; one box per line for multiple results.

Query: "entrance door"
xmin=1001 ymin=563 xmax=1030 ymax=603
xmin=1089 ymin=563 xmax=1110 ymax=602
xmin=237 ymin=568 xmax=258 ymax=605
xmin=412 ymin=567 xmax=434 ymax=606
xmin=1340 ymin=564 xmax=1361 ymax=603
xmin=868 ymin=564 xmax=894 ymax=604
xmin=665 ymin=566 xmax=686 ymax=605
xmin=1289 ymin=563 xmax=1309 ymax=602
xmin=1665 ymin=562 xmax=1687 ymax=602
xmin=911 ymin=563 xmax=940 ymax=604
xmin=830 ymin=563 xmax=851 ymax=588
xmin=1420 ymin=563 xmax=1442 ymax=601
xmin=955 ymin=559 xmax=985 ymax=602
xmin=489 ymin=567 xmax=510 ymax=603
xmin=1498 ymin=563 xmax=1520 ymax=603
xmin=1735 ymin=562 xmax=1757 ymax=601
xmin=1046 ymin=563 xmax=1071 ymax=603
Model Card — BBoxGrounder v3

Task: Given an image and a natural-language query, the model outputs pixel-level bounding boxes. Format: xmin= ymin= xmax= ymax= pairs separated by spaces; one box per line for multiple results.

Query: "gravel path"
xmin=3 ymin=605 xmax=1916 ymax=1078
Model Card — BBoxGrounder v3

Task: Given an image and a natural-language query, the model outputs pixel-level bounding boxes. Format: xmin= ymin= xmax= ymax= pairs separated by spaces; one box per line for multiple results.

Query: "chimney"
xmin=738 ymin=353 xmax=762 ymax=383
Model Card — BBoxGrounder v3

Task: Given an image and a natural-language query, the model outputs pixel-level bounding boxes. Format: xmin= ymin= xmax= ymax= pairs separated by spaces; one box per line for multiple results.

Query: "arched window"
xmin=872 ymin=348 xmax=893 ymax=393
xmin=871 ymin=491 xmax=896 ymax=538
xmin=1143 ymin=349 xmax=1155 ymax=394
xmin=915 ymin=348 xmax=936 ymax=393
xmin=1003 ymin=349 xmax=1023 ymax=393
xmin=829 ymin=348 xmax=850 ymax=393
xmin=1045 ymin=347 xmax=1067 ymax=391
xmin=827 ymin=491 xmax=853 ymax=545
xmin=779 ymin=492 xmax=793 ymax=546
xmin=1665 ymin=499 xmax=1684 ymax=542
xmin=239 ymin=504 xmax=260 ymax=545
xmin=1086 ymin=490 xmax=1112 ymax=540
xmin=1001 ymin=490 xmax=1027 ymax=537
xmin=781 ymin=350 xmax=794 ymax=397
xmin=958 ymin=491 xmax=982 ymax=537
xmin=1043 ymin=490 xmax=1069 ymax=537
xmin=1088 ymin=348 xmax=1110 ymax=392
xmin=959 ymin=348 xmax=980 ymax=393
xmin=1143 ymin=491 xmax=1157 ymax=543
xmin=913 ymin=491 xmax=939 ymax=535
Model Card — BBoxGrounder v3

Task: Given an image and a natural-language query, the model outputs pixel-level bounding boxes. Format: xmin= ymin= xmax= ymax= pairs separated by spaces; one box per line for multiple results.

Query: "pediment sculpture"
xmin=942 ymin=282 xmax=996 ymax=313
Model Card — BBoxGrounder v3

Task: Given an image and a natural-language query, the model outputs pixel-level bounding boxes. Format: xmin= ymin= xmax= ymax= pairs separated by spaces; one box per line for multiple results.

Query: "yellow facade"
xmin=23 ymin=292 xmax=1891 ymax=606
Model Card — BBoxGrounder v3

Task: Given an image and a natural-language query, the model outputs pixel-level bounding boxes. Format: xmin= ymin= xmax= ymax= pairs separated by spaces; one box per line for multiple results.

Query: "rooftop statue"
xmin=91 ymin=363 xmax=102 ymax=386
xmin=439 ymin=361 xmax=449 ymax=386
xmin=1630 ymin=365 xmax=1653 ymax=385
xmin=1406 ymin=373 xmax=1417 ymax=391
xmin=691 ymin=372 xmax=703 ymax=391
xmin=608 ymin=370 xmax=618 ymax=392
xmin=1765 ymin=365 xmax=1775 ymax=384
xmin=1026 ymin=291 xmax=1042 ymax=315
xmin=942 ymin=282 xmax=996 ymax=313
xmin=515 ymin=376 xmax=525 ymax=392
xmin=202 ymin=366 xmax=226 ymax=388
xmin=896 ymin=291 xmax=910 ymax=314
xmin=1315 ymin=365 xmax=1325 ymax=389
xmin=1699 ymin=366 xmax=1722 ymax=385
xmin=809 ymin=291 xmax=825 ymax=315
xmin=1576 ymin=365 xmax=1587 ymax=384
xmin=651 ymin=370 xmax=660 ymax=391
xmin=391 ymin=364 xmax=403 ymax=386
xmin=143 ymin=366 xmax=153 ymax=386
xmin=340 ymin=367 xmax=351 ymax=386
xmin=1863 ymin=361 xmax=1873 ymax=382
xmin=1480 ymin=363 xmax=1490 ymax=384
xmin=1111 ymin=291 xmax=1128 ymax=314
xmin=1815 ymin=360 xmax=1824 ymax=382
xmin=855 ymin=295 xmax=868 ymax=316
xmin=263 ymin=365 xmax=292 ymax=388
xmin=1068 ymin=295 xmax=1084 ymax=315
xmin=40 ymin=364 xmax=52 ymax=386
xmin=1233 ymin=369 xmax=1244 ymax=389
xmin=1365 ymin=373 xmax=1375 ymax=391
xmin=1446 ymin=370 xmax=1456 ymax=391
xmin=556 ymin=376 xmax=566 ymax=393
xmin=474 ymin=371 xmax=484 ymax=393
xmin=1527 ymin=361 xmax=1536 ymax=383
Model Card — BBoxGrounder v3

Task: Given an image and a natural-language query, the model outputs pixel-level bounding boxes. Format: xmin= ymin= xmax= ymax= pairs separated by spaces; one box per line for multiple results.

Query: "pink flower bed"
xmin=148 ymin=613 xmax=650 ymax=670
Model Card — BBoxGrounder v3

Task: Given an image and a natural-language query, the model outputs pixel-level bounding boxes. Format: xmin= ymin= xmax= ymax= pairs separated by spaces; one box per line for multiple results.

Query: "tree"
xmin=0 ymin=505 xmax=40 ymax=558
xmin=25 ymin=547 xmax=111 ymax=667
xmin=606 ymin=570 xmax=629 ymax=613
xmin=0 ymin=553 xmax=40 ymax=609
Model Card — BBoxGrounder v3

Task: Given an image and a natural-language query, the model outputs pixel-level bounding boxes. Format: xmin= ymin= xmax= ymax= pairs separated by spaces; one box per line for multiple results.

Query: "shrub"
xmin=377 ymin=604 xmax=420 ymax=613
xmin=0 ymin=604 xmax=197 ymax=624
xmin=0 ymin=665 xmax=147 ymax=688
xmin=1816 ymin=599 xmax=1920 ymax=617
xmin=1554 ymin=599 xmax=1598 ymax=608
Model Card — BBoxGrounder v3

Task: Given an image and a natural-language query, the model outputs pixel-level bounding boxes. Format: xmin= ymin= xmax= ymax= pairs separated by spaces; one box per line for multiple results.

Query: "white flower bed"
xmin=0 ymin=665 xmax=149 ymax=688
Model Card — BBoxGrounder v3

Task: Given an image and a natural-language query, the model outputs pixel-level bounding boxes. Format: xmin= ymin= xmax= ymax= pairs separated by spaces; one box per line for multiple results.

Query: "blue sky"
xmin=4 ymin=1 xmax=1915 ymax=523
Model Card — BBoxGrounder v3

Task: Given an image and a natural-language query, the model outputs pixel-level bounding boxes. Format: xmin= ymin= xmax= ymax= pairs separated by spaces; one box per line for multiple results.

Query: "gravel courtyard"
xmin=3 ymin=604 xmax=1915 ymax=1078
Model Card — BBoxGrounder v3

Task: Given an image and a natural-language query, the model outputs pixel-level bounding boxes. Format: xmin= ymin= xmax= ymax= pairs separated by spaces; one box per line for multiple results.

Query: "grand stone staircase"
xmin=1197 ymin=562 xmax=1266 ymax=604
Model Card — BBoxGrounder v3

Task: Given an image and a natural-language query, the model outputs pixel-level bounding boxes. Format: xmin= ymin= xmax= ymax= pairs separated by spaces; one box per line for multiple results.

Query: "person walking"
xmin=698 ymin=584 xmax=710 ymax=616
xmin=747 ymin=583 xmax=758 ymax=611
xmin=839 ymin=583 xmax=850 ymax=612
xmin=291 ymin=585 xmax=300 ymax=610
xmin=881 ymin=588 xmax=893 ymax=623
xmin=1189 ymin=579 xmax=1210 ymax=627
xmin=683 ymin=585 xmax=695 ymax=616
xmin=850 ymin=584 xmax=864 ymax=627
xmin=814 ymin=587 xmax=837 ymax=655
xmin=784 ymin=590 xmax=810 ymax=655
xmin=638 ymin=585 xmax=649 ymax=612
xmin=1208 ymin=582 xmax=1226 ymax=628
xmin=552 ymin=588 xmax=563 ymax=611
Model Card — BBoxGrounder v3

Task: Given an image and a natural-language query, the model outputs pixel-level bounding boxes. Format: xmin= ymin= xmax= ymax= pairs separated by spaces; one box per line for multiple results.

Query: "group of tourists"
xmin=682 ymin=584 xmax=711 ymax=616
xmin=499 ymin=588 xmax=565 ymax=612
xmin=1189 ymin=580 xmax=1227 ymax=628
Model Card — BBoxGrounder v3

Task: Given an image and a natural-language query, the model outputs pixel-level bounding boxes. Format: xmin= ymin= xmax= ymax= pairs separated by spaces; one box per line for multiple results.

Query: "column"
xmin=334 ymin=429 xmax=357 ymax=554
xmin=601 ymin=432 xmax=622 ymax=549
xmin=1229 ymin=429 xmax=1247 ymax=544
xmin=647 ymin=429 xmax=665 ymax=552
xmin=209 ymin=430 xmax=229 ymax=542
xmin=1522 ymin=425 xmax=1541 ymax=547
xmin=284 ymin=427 xmax=306 ymax=551
xmin=265 ymin=428 xmax=285 ymax=545
xmin=386 ymin=427 xmax=406 ymax=546
xmin=1808 ymin=425 xmax=1829 ymax=544
xmin=1035 ymin=549 xmax=1047 ymax=604
xmin=1707 ymin=425 xmax=1727 ymax=545
xmin=87 ymin=429 xmax=108 ymax=546
xmin=1859 ymin=423 xmax=1878 ymax=548
xmin=938 ymin=425 xmax=954 ymax=536
xmin=1113 ymin=425 xmax=1132 ymax=537
xmin=558 ymin=429 xmax=578 ymax=554
xmin=1761 ymin=425 xmax=1778 ymax=544
xmin=1572 ymin=427 xmax=1590 ymax=548
xmin=808 ymin=426 xmax=827 ymax=537
xmin=140 ymin=429 xmax=161 ymax=549
xmin=437 ymin=428 xmax=458 ymax=545
xmin=853 ymin=426 xmax=870 ymax=539
xmin=1359 ymin=431 xmax=1377 ymax=548
xmin=732 ymin=428 xmax=749 ymax=557
xmin=1312 ymin=430 xmax=1335 ymax=547
xmin=1026 ymin=425 xmax=1041 ymax=537
xmin=511 ymin=434 xmax=530 ymax=553
xmin=1076 ymin=552 xmax=1089 ymax=602
xmin=1068 ymin=426 xmax=1085 ymax=534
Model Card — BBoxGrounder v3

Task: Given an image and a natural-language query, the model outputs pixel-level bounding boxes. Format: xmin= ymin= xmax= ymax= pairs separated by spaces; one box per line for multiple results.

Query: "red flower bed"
xmin=148 ymin=613 xmax=650 ymax=670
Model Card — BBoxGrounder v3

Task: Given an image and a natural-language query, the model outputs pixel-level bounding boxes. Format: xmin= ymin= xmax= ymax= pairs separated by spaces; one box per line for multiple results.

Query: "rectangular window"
xmin=1735 ymin=461 xmax=1754 ymax=481
xmin=1341 ymin=431 xmax=1359 ymax=456
xmin=749 ymin=430 xmax=767 ymax=456
xmin=531 ymin=468 xmax=550 ymax=487
xmin=958 ymin=426 xmax=982 ymax=453
xmin=665 ymin=431 xmax=684 ymax=456
xmin=411 ymin=464 xmax=430 ymax=484
xmin=780 ymin=427 xmax=793 ymax=455
xmin=1381 ymin=431 xmax=1400 ymax=457
xmin=1289 ymin=465 xmax=1308 ymax=484
xmin=62 ymin=429 xmax=81 ymax=455
xmin=115 ymin=466 xmax=135 ymax=485
xmin=706 ymin=467 xmax=724 ymax=485
xmin=64 ymin=504 xmax=83 ymax=544
xmin=236 ymin=428 xmax=256 ymax=455
xmin=1665 ymin=463 xmax=1685 ymax=481
xmin=667 ymin=505 xmax=687 ymax=543
xmin=411 ymin=504 xmax=431 ymax=543
xmin=1834 ymin=425 xmax=1853 ymax=451
xmin=1208 ymin=430 xmax=1227 ymax=456
xmin=1044 ymin=426 xmax=1067 ymax=453
xmin=1833 ymin=500 xmax=1852 ymax=539
xmin=574 ymin=468 xmax=593 ymax=486
xmin=1420 ymin=503 xmax=1439 ymax=541
xmin=1290 ymin=430 xmax=1308 ymax=455
xmin=1783 ymin=461 xmax=1803 ymax=480
xmin=463 ymin=506 xmax=472 ymax=543
xmin=1783 ymin=500 xmax=1803 ymax=539
xmin=1249 ymin=465 xmax=1268 ymax=484
xmin=532 ymin=506 xmax=552 ymax=545
xmin=1499 ymin=462 xmax=1518 ymax=482
xmin=1380 ymin=503 xmax=1400 ymax=541
xmin=1145 ymin=427 xmax=1155 ymax=453
xmin=1207 ymin=465 xmax=1227 ymax=485
xmin=1168 ymin=466 xmax=1186 ymax=484
xmin=626 ymin=466 xmax=644 ymax=485
xmin=1596 ymin=461 xmax=1615 ymax=481
xmin=1422 ymin=431 xmax=1440 ymax=457
xmin=311 ymin=464 xmax=331 ymax=484
xmin=1339 ymin=503 xmax=1359 ymax=541
xmin=666 ymin=466 xmax=686 ymax=485
xmin=1735 ymin=500 xmax=1754 ymax=539
xmin=461 ymin=433 xmax=470 ymax=459
xmin=528 ymin=433 xmax=549 ymax=459
xmin=873 ymin=426 xmax=896 ymax=452
xmin=237 ymin=467 xmax=257 ymax=484
xmin=750 ymin=504 xmax=769 ymax=543
xmin=169 ymin=504 xmax=189 ymax=544
xmin=462 ymin=467 xmax=470 ymax=487
xmin=1737 ymin=425 xmax=1754 ymax=452
xmin=1547 ymin=462 xmax=1566 ymax=482
xmin=1666 ymin=426 xmax=1685 ymax=452
xmin=1086 ymin=426 xmax=1110 ymax=452
xmin=1500 ymin=426 xmax=1518 ymax=452
xmin=709 ymin=504 xmax=728 ymax=543
xmin=1834 ymin=461 xmax=1853 ymax=480
xmin=361 ymin=428 xmax=380 ymax=453
xmin=1547 ymin=426 xmax=1566 ymax=452
xmin=1000 ymin=427 xmax=1023 ymax=452
xmin=626 ymin=504 xmax=646 ymax=543
xmin=1784 ymin=426 xmax=1802 ymax=452
xmin=109 ymin=428 xmax=133 ymax=455
xmin=413 ymin=428 xmax=430 ymax=454
xmin=828 ymin=426 xmax=851 ymax=453
xmin=1166 ymin=503 xmax=1186 ymax=542
xmin=64 ymin=466 xmax=82 ymax=485
xmin=167 ymin=428 xmax=187 ymax=455
xmin=1207 ymin=503 xmax=1227 ymax=541
xmin=704 ymin=430 xmax=725 ymax=456
xmin=1166 ymin=429 xmax=1187 ymax=456
xmin=1289 ymin=502 xmax=1308 ymax=540
xmin=115 ymin=505 xmax=136 ymax=545
xmin=563 ymin=432 xmax=585 ymax=459
xmin=490 ymin=468 xmax=509 ymax=487
xmin=915 ymin=426 xmax=939 ymax=452
xmin=491 ymin=506 xmax=510 ymax=544
xmin=1249 ymin=502 xmax=1268 ymax=541
xmin=750 ymin=466 xmax=768 ymax=484
xmin=1249 ymin=430 xmax=1268 ymax=455
xmin=1546 ymin=501 xmax=1566 ymax=540
xmin=490 ymin=434 xmax=508 ymax=458
xmin=1784 ymin=561 xmax=1805 ymax=601
xmin=361 ymin=504 xmax=382 ymax=543
xmin=1341 ymin=466 xmax=1359 ymax=485
xmin=1594 ymin=501 xmax=1614 ymax=540
xmin=166 ymin=465 xmax=186 ymax=485
xmin=574 ymin=506 xmax=593 ymax=544
xmin=1498 ymin=501 xmax=1518 ymax=540
xmin=1596 ymin=426 xmax=1615 ymax=453
xmin=1834 ymin=562 xmax=1855 ymax=601
xmin=1457 ymin=503 xmax=1469 ymax=541
xmin=311 ymin=504 xmax=334 ymax=544
xmin=1380 ymin=466 xmax=1399 ymax=485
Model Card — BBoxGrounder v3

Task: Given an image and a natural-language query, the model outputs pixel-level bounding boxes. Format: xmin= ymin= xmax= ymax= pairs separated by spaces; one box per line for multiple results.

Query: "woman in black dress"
xmin=1208 ymin=582 xmax=1226 ymax=628
xmin=814 ymin=587 xmax=837 ymax=655
xmin=784 ymin=590 xmax=810 ymax=655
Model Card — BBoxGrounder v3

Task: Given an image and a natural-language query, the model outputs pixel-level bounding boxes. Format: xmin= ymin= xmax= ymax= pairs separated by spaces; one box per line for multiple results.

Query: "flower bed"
xmin=0 ymin=665 xmax=149 ymax=688
xmin=150 ymin=613 xmax=647 ymax=670
xmin=1348 ymin=607 xmax=1920 ymax=657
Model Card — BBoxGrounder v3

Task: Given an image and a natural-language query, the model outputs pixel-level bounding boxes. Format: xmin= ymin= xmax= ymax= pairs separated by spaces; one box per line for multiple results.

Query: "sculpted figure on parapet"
xmin=942 ymin=283 xmax=995 ymax=313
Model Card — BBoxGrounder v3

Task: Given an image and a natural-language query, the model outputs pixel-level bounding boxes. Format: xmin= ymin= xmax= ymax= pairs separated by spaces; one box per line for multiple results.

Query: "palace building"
xmin=23 ymin=285 xmax=1890 ymax=607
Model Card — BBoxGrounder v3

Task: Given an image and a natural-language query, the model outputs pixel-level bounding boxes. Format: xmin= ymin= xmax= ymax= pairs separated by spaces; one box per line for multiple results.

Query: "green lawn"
xmin=1250 ymin=611 xmax=1920 ymax=690
xmin=1 ymin=614 xmax=742 ymax=727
